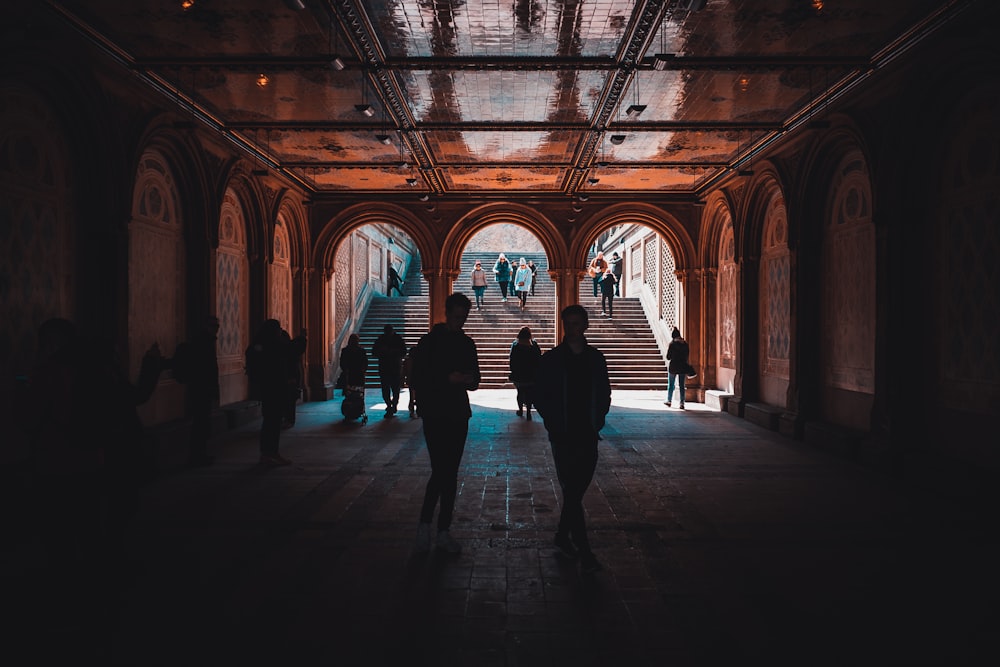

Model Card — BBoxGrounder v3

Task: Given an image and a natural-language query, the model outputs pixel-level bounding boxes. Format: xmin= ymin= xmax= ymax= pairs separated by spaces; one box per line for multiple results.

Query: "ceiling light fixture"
xmin=375 ymin=134 xmax=392 ymax=145
xmin=610 ymin=135 xmax=626 ymax=145
xmin=406 ymin=177 xmax=418 ymax=186
xmin=626 ymin=104 xmax=646 ymax=117
xmin=587 ymin=177 xmax=600 ymax=185
xmin=578 ymin=194 xmax=589 ymax=202
xmin=256 ymin=73 xmax=269 ymax=87
xmin=356 ymin=70 xmax=373 ymax=115
xmin=327 ymin=17 xmax=345 ymax=70
xmin=181 ymin=0 xmax=195 ymax=11
xmin=652 ymin=53 xmax=674 ymax=71
xmin=418 ymin=194 xmax=430 ymax=202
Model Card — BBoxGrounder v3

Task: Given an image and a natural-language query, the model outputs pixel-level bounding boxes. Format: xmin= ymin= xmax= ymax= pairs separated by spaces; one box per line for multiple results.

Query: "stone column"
xmin=306 ymin=266 xmax=334 ymax=401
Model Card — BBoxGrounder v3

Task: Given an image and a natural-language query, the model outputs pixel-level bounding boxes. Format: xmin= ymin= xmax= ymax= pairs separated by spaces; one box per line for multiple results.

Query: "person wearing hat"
xmin=470 ymin=260 xmax=489 ymax=310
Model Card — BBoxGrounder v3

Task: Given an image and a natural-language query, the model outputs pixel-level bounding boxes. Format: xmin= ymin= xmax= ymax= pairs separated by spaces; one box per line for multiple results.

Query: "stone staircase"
xmin=353 ymin=252 xmax=668 ymax=390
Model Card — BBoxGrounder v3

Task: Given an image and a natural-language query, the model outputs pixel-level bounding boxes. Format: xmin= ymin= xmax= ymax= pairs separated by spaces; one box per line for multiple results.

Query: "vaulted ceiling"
xmin=46 ymin=0 xmax=961 ymax=200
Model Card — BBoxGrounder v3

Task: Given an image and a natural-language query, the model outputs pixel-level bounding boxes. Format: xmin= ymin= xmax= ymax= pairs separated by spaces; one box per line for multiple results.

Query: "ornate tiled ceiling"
xmin=47 ymin=0 xmax=962 ymax=197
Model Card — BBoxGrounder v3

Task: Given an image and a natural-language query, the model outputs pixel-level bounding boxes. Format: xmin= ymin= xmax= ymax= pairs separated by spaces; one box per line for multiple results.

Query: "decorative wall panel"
xmin=719 ymin=220 xmax=737 ymax=369
xmin=822 ymin=150 xmax=875 ymax=394
xmin=938 ymin=91 xmax=1000 ymax=414
xmin=129 ymin=150 xmax=184 ymax=379
xmin=269 ymin=217 xmax=292 ymax=330
xmin=660 ymin=237 xmax=677 ymax=329
xmin=217 ymin=187 xmax=249 ymax=403
xmin=760 ymin=190 xmax=790 ymax=379
xmin=0 ymin=86 xmax=73 ymax=376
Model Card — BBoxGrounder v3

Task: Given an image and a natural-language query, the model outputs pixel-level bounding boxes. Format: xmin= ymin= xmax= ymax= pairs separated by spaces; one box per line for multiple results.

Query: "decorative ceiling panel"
xmin=47 ymin=0 xmax=965 ymax=197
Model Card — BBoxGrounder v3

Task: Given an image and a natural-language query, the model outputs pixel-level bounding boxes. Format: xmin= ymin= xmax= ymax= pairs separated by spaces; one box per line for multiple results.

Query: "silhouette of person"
xmin=470 ymin=260 xmax=489 ymax=310
xmin=599 ymin=268 xmax=617 ymax=318
xmin=387 ymin=265 xmax=404 ymax=297
xmin=409 ymin=292 xmax=480 ymax=554
xmin=534 ymin=304 xmax=611 ymax=574
xmin=172 ymin=315 xmax=220 ymax=466
xmin=372 ymin=323 xmax=407 ymax=417
xmin=23 ymin=319 xmax=166 ymax=661
xmin=493 ymin=253 xmax=512 ymax=302
xmin=246 ymin=319 xmax=294 ymax=466
xmin=508 ymin=326 xmax=541 ymax=419
xmin=665 ymin=327 xmax=690 ymax=409
xmin=339 ymin=333 xmax=368 ymax=390
xmin=527 ymin=259 xmax=538 ymax=296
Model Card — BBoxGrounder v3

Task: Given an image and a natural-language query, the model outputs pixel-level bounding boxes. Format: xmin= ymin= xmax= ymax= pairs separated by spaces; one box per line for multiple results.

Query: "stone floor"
xmin=7 ymin=390 xmax=996 ymax=666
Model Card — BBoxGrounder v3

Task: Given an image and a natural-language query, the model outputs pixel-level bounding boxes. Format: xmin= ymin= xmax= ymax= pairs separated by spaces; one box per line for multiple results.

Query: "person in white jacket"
xmin=513 ymin=257 xmax=532 ymax=311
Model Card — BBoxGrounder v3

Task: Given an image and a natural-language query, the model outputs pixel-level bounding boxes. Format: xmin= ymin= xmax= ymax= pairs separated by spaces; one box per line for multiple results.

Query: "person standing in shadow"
xmin=664 ymin=327 xmax=690 ymax=409
xmin=372 ymin=323 xmax=407 ymax=417
xmin=527 ymin=259 xmax=538 ymax=296
xmin=387 ymin=265 xmax=405 ymax=297
xmin=246 ymin=319 xmax=294 ymax=466
xmin=508 ymin=326 xmax=541 ymax=419
xmin=534 ymin=304 xmax=611 ymax=574
xmin=409 ymin=292 xmax=480 ymax=555
xmin=23 ymin=320 xmax=166 ymax=661
xmin=339 ymin=333 xmax=369 ymax=393
xmin=172 ymin=315 xmax=220 ymax=467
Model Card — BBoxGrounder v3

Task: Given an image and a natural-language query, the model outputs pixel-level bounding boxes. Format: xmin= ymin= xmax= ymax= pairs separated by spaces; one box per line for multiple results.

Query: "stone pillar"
xmin=307 ymin=266 xmax=334 ymax=401
xmin=546 ymin=266 xmax=586 ymax=341
xmin=699 ymin=267 xmax=718 ymax=390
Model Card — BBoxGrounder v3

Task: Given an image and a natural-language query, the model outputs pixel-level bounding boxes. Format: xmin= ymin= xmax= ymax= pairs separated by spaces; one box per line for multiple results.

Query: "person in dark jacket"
xmin=534 ymin=304 xmax=611 ymax=575
xmin=492 ymin=253 xmax=512 ymax=302
xmin=372 ymin=323 xmax=407 ymax=417
xmin=246 ymin=319 xmax=295 ymax=466
xmin=664 ymin=327 xmax=690 ymax=409
xmin=172 ymin=315 xmax=220 ymax=466
xmin=508 ymin=326 xmax=541 ymax=419
xmin=339 ymin=333 xmax=368 ymax=389
xmin=387 ymin=265 xmax=404 ymax=297
xmin=409 ymin=292 xmax=480 ymax=555
xmin=598 ymin=268 xmax=617 ymax=318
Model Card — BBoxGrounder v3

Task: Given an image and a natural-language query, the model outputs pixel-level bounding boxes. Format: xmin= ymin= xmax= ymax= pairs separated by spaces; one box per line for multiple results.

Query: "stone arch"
xmin=274 ymin=193 xmax=309 ymax=271
xmin=572 ymin=204 xmax=694 ymax=272
xmin=445 ymin=204 xmax=563 ymax=275
xmin=315 ymin=203 xmax=435 ymax=275
xmin=738 ymin=168 xmax=791 ymax=408
xmin=701 ymin=192 xmax=738 ymax=393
